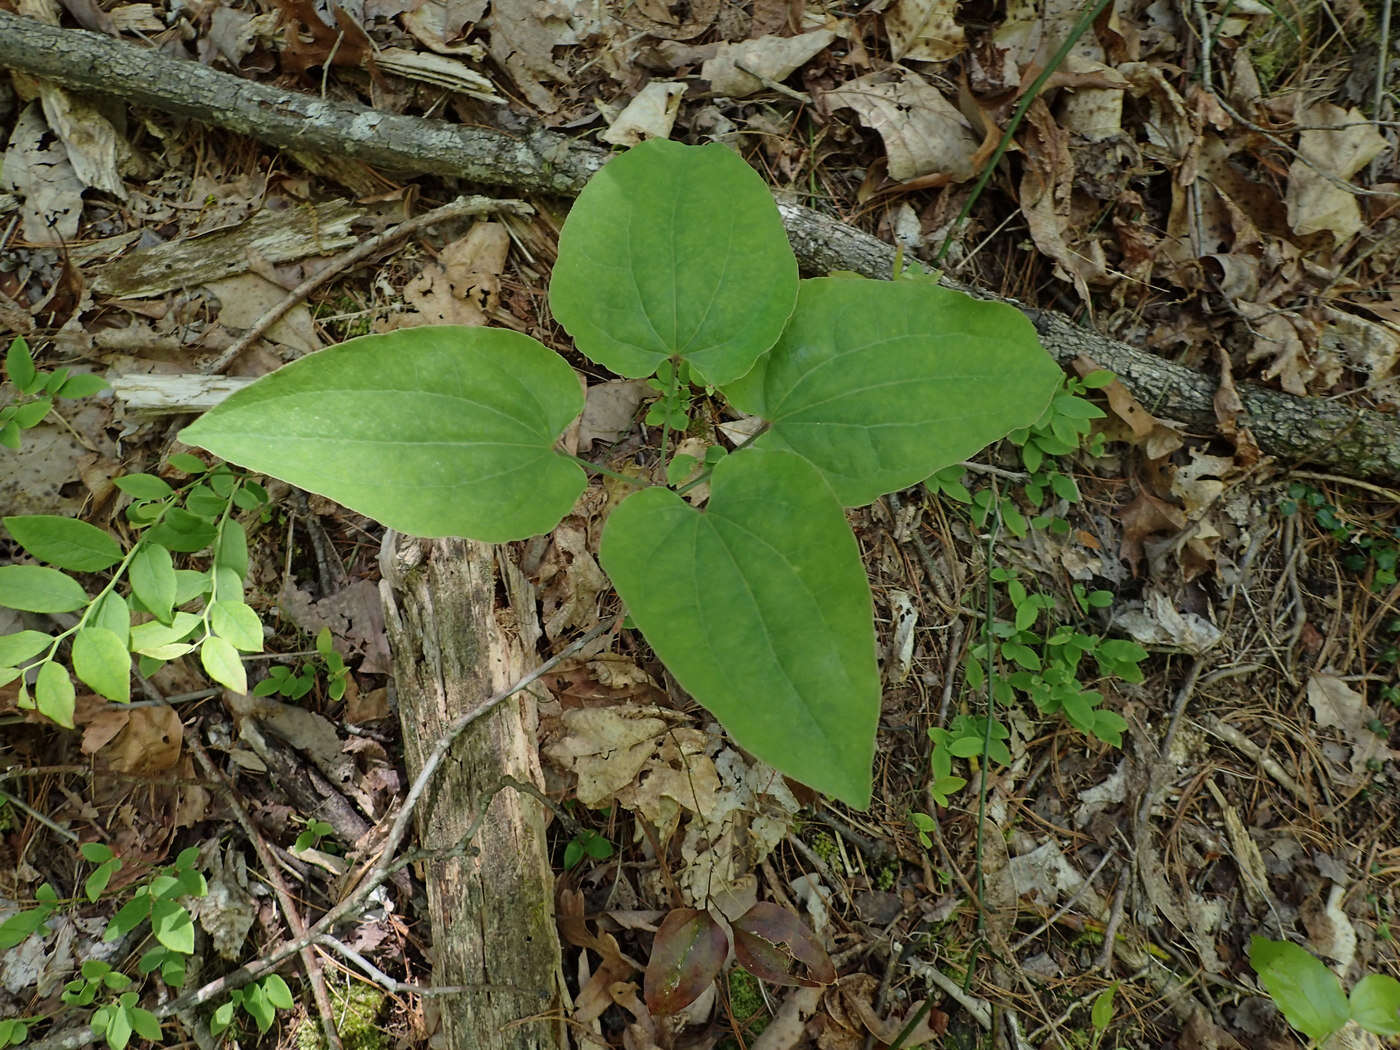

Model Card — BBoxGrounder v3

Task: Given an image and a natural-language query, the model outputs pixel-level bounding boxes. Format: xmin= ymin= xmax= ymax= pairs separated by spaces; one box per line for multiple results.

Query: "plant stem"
xmin=565 ymin=455 xmax=647 ymax=488
xmin=932 ymin=0 xmax=1116 ymax=267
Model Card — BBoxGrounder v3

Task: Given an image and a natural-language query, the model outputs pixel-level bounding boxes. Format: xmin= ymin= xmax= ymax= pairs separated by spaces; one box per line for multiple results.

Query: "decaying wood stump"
xmin=378 ymin=533 xmax=561 ymax=1050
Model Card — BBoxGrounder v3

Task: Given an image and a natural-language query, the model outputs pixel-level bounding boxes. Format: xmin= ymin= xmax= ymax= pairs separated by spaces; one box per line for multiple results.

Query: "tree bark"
xmin=377 ymin=534 xmax=560 ymax=1050
xmin=2 ymin=12 xmax=1397 ymax=481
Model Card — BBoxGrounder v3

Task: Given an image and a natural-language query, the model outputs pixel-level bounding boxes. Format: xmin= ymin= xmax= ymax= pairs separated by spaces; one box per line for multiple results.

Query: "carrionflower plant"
xmin=180 ymin=138 xmax=1063 ymax=808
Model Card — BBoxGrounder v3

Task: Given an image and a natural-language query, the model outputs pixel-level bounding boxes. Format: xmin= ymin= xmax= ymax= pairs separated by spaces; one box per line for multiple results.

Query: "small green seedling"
xmin=1089 ymin=982 xmax=1117 ymax=1050
xmin=1250 ymin=936 xmax=1400 ymax=1046
xmin=254 ymin=662 xmax=316 ymax=700
xmin=210 ymin=974 xmax=296 ymax=1037
xmin=89 ymin=990 xmax=162 ymax=1050
xmin=563 ymin=828 xmax=613 ymax=870
xmin=315 ymin=626 xmax=349 ymax=701
xmin=293 ymin=818 xmax=337 ymax=854
xmin=2 ymin=336 xmax=110 ymax=451
xmin=179 ymin=138 xmax=1067 ymax=808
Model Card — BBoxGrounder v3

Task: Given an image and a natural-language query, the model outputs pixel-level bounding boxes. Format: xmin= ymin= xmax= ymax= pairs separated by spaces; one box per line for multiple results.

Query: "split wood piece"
xmin=378 ymin=534 xmax=561 ymax=1050
xmin=6 ymin=15 xmax=1396 ymax=482
xmin=93 ymin=200 xmax=360 ymax=298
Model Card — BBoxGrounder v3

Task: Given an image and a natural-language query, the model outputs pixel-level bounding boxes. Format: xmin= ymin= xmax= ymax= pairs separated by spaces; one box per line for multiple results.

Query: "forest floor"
xmin=1 ymin=0 xmax=1398 ymax=1048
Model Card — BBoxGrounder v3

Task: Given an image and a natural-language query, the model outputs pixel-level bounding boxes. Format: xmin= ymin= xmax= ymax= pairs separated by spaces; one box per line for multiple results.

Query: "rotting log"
xmin=378 ymin=533 xmax=560 ymax=1050
xmin=2 ymin=13 xmax=1397 ymax=482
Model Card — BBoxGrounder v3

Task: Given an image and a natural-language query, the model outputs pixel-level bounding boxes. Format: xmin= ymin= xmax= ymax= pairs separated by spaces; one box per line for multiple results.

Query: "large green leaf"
xmin=1249 ymin=936 xmax=1350 ymax=1044
xmin=180 ymin=327 xmax=586 ymax=541
xmin=723 ymin=277 xmax=1062 ymax=507
xmin=599 ymin=450 xmax=878 ymax=807
xmin=550 ymin=139 xmax=798 ymax=387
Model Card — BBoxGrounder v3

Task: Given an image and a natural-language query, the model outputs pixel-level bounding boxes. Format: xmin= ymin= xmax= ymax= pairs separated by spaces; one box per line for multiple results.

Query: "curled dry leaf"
xmin=643 ymin=907 xmax=728 ymax=1016
xmin=884 ymin=0 xmax=964 ymax=61
xmin=825 ymin=70 xmax=979 ymax=183
xmin=731 ymin=901 xmax=835 ymax=988
xmin=701 ymin=30 xmax=834 ymax=98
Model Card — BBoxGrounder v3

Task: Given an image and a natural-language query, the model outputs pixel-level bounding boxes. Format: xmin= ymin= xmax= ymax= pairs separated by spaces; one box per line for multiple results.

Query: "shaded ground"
xmin=0 ymin=0 xmax=1398 ymax=1048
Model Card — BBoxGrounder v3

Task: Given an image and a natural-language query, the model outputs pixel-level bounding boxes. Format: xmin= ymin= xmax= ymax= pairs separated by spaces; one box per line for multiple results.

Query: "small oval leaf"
xmin=1350 ymin=973 xmax=1400 ymax=1037
xmin=72 ymin=627 xmax=131 ymax=704
xmin=35 ymin=660 xmax=77 ymax=728
xmin=0 ymin=629 xmax=54 ymax=666
xmin=180 ymin=327 xmax=585 ymax=542
xmin=644 ymin=908 xmax=727 ymax=1016
xmin=551 ymin=139 xmax=798 ymax=386
xmin=0 ymin=564 xmax=88 ymax=613
xmin=150 ymin=898 xmax=194 ymax=954
xmin=129 ymin=544 xmax=177 ymax=624
xmin=731 ymin=902 xmax=835 ymax=988
xmin=210 ymin=600 xmax=264 ymax=653
xmin=200 ymin=636 xmax=247 ymax=693
xmin=4 ymin=515 xmax=123 ymax=572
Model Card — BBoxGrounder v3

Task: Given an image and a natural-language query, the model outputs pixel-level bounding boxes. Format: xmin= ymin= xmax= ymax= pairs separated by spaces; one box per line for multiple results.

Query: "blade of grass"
xmin=932 ymin=0 xmax=1117 ymax=268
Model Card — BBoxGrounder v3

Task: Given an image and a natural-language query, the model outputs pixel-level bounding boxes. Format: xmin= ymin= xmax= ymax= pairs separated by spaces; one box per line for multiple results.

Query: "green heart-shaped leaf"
xmin=181 ymin=327 xmax=585 ymax=541
xmin=550 ymin=139 xmax=798 ymax=386
xmin=600 ymin=450 xmax=878 ymax=807
xmin=1249 ymin=936 xmax=1350 ymax=1044
xmin=723 ymin=277 xmax=1062 ymax=506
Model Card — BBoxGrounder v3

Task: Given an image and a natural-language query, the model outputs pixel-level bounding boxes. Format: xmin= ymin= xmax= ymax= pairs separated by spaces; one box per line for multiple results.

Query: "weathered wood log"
xmin=378 ymin=534 xmax=560 ymax=1050
xmin=2 ymin=12 xmax=1397 ymax=482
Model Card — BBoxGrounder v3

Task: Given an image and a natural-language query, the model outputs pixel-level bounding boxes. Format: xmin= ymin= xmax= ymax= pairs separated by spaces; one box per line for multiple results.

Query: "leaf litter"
xmin=3 ymin=0 xmax=1400 ymax=1043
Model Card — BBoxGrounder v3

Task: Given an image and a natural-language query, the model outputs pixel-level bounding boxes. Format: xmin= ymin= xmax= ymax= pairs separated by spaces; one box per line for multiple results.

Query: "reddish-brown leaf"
xmin=732 ymin=901 xmax=836 ymax=988
xmin=643 ymin=908 xmax=727 ymax=1016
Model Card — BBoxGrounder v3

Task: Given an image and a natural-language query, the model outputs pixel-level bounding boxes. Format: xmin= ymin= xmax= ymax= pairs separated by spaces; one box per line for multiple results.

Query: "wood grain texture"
xmin=379 ymin=535 xmax=560 ymax=1050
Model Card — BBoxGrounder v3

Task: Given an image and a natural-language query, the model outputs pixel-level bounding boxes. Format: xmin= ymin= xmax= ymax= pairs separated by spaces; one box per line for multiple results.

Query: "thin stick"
xmin=205 ymin=195 xmax=533 ymax=375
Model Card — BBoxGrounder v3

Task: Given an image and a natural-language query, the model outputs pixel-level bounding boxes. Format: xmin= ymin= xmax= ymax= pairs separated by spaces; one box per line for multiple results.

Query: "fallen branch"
xmin=2 ymin=13 xmax=1399 ymax=479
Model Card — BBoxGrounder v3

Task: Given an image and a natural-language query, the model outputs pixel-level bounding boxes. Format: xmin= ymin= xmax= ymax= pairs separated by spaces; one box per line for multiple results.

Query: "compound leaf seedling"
xmin=181 ymin=138 xmax=1063 ymax=808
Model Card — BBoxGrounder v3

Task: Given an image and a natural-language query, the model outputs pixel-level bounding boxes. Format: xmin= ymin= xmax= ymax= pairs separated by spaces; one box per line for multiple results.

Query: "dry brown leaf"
xmin=621 ymin=0 xmax=718 ymax=39
xmin=1119 ymin=487 xmax=1186 ymax=575
xmin=600 ymin=83 xmax=686 ymax=146
xmin=836 ymin=973 xmax=948 ymax=1045
xmin=98 ymin=704 xmax=183 ymax=776
xmin=542 ymin=705 xmax=677 ymax=805
xmin=205 ymin=273 xmax=320 ymax=353
xmin=702 ymin=30 xmax=834 ymax=98
xmin=1306 ymin=673 xmax=1400 ymax=785
xmin=580 ymin=379 xmax=647 ymax=451
xmin=3 ymin=103 xmax=84 ymax=244
xmin=482 ymin=0 xmax=577 ymax=111
xmin=883 ymin=0 xmax=963 ymax=62
xmin=539 ymin=522 xmax=609 ymax=639
xmin=1018 ymin=99 xmax=1107 ymax=303
xmin=825 ymin=70 xmax=979 ymax=183
xmin=401 ymin=221 xmax=511 ymax=327
xmin=1285 ymin=103 xmax=1389 ymax=243
xmin=1055 ymin=57 xmax=1127 ymax=141
xmin=1212 ymin=346 xmax=1262 ymax=466
xmin=38 ymin=87 xmax=125 ymax=199
xmin=401 ymin=0 xmax=489 ymax=53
